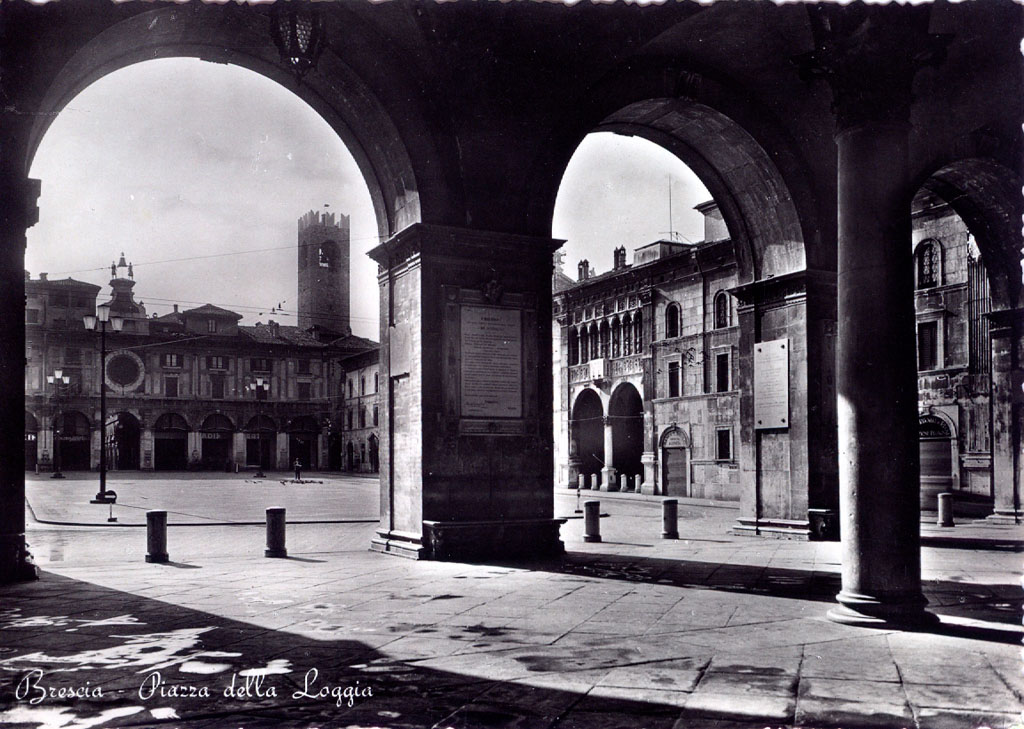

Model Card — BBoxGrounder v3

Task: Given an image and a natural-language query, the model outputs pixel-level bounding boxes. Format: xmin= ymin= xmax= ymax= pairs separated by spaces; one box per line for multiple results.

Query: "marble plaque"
xmin=460 ymin=305 xmax=522 ymax=418
xmin=755 ymin=338 xmax=789 ymax=429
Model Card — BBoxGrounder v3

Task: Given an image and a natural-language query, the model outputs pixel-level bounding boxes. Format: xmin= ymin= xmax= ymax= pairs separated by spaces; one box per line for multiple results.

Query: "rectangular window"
xmin=250 ymin=358 xmax=271 ymax=372
xmin=360 ymin=376 xmax=366 ymax=395
xmin=210 ymin=374 xmax=225 ymax=399
xmin=51 ymin=293 xmax=69 ymax=306
xmin=359 ymin=408 xmax=366 ymax=428
xmin=164 ymin=377 xmax=178 ymax=398
xmin=668 ymin=360 xmax=681 ymax=398
xmin=716 ymin=353 xmax=730 ymax=393
xmin=374 ymin=373 xmax=379 ymax=393
xmin=297 ymin=381 xmax=312 ymax=400
xmin=348 ymin=379 xmax=354 ymax=398
xmin=161 ymin=353 xmax=181 ymax=368
xmin=64 ymin=348 xmax=81 ymax=365
xmin=716 ymin=429 xmax=732 ymax=461
xmin=207 ymin=356 xmax=227 ymax=370
xmin=297 ymin=359 xmax=311 ymax=375
xmin=347 ymin=410 xmax=353 ymax=429
xmin=373 ymin=405 xmax=379 ymax=426
xmin=25 ymin=309 xmax=39 ymax=324
xmin=207 ymin=319 xmax=218 ymax=333
xmin=918 ymin=321 xmax=938 ymax=370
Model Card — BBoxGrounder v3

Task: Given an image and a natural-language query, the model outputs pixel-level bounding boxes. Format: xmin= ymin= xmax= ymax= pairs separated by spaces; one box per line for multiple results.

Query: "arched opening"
xmin=107 ymin=412 xmax=141 ymax=471
xmin=244 ymin=414 xmax=277 ymax=472
xmin=153 ymin=413 xmax=189 ymax=471
xmin=346 ymin=441 xmax=355 ymax=471
xmin=369 ymin=433 xmax=380 ymax=473
xmin=660 ymin=427 xmax=691 ymax=497
xmin=25 ymin=412 xmax=38 ymax=471
xmin=199 ymin=414 xmax=235 ymax=470
xmin=56 ymin=411 xmax=91 ymax=471
xmin=665 ymin=303 xmax=680 ymax=339
xmin=287 ymin=415 xmax=320 ymax=471
xmin=609 ymin=383 xmax=644 ymax=489
xmin=714 ymin=291 xmax=731 ymax=329
xmin=571 ymin=389 xmax=604 ymax=485
xmin=918 ymin=414 xmax=953 ymax=510
xmin=909 ymin=158 xmax=1022 ymax=516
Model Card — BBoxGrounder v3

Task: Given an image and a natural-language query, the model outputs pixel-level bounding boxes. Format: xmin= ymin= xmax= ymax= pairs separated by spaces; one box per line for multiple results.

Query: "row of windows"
xmin=346 ymin=405 xmax=379 ymax=429
xmin=666 ymin=352 xmax=731 ymax=398
xmin=347 ymin=373 xmax=379 ymax=398
xmin=161 ymin=376 xmax=315 ymax=400
xmin=158 ymin=354 xmax=314 ymax=373
xmin=567 ymin=313 xmax=645 ymax=365
xmin=664 ymin=292 xmax=732 ymax=339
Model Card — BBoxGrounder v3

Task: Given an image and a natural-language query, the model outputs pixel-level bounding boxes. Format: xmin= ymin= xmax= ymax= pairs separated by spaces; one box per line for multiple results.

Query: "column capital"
xmin=794 ymin=6 xmax=951 ymax=132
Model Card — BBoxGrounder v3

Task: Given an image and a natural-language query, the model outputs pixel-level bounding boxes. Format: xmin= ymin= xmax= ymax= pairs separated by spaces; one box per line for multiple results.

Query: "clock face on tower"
xmin=105 ymin=350 xmax=145 ymax=394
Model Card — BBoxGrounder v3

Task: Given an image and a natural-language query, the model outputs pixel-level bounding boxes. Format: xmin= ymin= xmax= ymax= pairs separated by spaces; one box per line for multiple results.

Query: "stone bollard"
xmin=662 ymin=499 xmax=679 ymax=539
xmin=617 ymin=473 xmax=625 ymax=492
xmin=937 ymin=492 xmax=954 ymax=528
xmin=583 ymin=500 xmax=602 ymax=543
xmin=579 ymin=473 xmax=588 ymax=490
xmin=145 ymin=510 xmax=168 ymax=563
xmin=265 ymin=507 xmax=288 ymax=557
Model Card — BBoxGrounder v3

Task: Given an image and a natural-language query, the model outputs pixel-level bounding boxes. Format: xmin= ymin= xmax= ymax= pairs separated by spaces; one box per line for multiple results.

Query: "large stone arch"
xmin=527 ymin=63 xmax=825 ymax=284
xmin=20 ymin=3 xmax=436 ymax=239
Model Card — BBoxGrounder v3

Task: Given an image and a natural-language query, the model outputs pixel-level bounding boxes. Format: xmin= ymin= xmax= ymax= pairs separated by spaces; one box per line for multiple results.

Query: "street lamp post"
xmin=46 ymin=369 xmax=70 ymax=479
xmin=246 ymin=377 xmax=270 ymax=478
xmin=84 ymin=306 xmax=123 ymax=504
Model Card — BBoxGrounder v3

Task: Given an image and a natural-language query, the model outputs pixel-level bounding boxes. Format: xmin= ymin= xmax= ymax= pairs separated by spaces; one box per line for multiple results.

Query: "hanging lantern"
xmin=271 ymin=1 xmax=326 ymax=81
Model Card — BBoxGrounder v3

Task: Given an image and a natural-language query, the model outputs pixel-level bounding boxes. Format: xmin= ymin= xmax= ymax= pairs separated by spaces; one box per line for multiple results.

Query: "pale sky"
xmin=27 ymin=58 xmax=709 ymax=338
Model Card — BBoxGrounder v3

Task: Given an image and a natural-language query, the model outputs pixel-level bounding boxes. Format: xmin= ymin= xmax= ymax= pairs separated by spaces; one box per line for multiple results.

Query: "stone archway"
xmin=609 ymin=383 xmax=644 ymax=491
xmin=571 ymin=389 xmax=604 ymax=488
xmin=108 ymin=412 xmax=141 ymax=471
xmin=153 ymin=413 xmax=190 ymax=471
xmin=918 ymin=413 xmax=954 ymax=510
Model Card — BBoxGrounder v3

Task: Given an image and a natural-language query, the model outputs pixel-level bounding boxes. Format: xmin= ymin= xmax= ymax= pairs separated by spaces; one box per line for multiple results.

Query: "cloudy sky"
xmin=27 ymin=58 xmax=708 ymax=339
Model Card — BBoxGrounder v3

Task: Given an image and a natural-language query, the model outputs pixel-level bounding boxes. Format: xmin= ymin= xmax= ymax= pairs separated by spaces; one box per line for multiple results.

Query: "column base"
xmin=264 ymin=549 xmax=288 ymax=558
xmin=422 ymin=518 xmax=566 ymax=561
xmin=828 ymin=590 xmax=939 ymax=628
xmin=986 ymin=509 xmax=1023 ymax=524
xmin=602 ymin=468 xmax=618 ymax=492
xmin=145 ymin=553 xmax=168 ymax=564
xmin=370 ymin=529 xmax=428 ymax=560
xmin=0 ymin=536 xmax=38 ymax=584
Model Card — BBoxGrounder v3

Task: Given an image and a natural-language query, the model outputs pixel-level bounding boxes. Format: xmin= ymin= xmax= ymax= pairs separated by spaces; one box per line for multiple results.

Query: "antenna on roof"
xmin=659 ymin=176 xmax=693 ymax=244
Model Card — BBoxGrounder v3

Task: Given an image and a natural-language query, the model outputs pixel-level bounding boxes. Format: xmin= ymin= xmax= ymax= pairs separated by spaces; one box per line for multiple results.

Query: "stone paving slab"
xmin=1 ymin=499 xmax=1021 ymax=728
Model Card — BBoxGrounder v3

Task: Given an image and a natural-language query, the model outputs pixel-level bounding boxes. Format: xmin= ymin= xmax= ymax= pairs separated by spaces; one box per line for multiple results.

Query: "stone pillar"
xmin=232 ymin=432 xmax=246 ymax=468
xmin=601 ymin=416 xmax=617 ymax=491
xmin=187 ymin=432 xmax=202 ymax=469
xmin=797 ymin=8 xmax=946 ymax=626
xmin=987 ymin=310 xmax=1022 ymax=523
xmin=641 ymin=451 xmax=657 ymax=495
xmin=0 ymin=175 xmax=40 ymax=583
xmin=368 ymin=224 xmax=564 ymax=560
xmin=141 ymin=428 xmax=155 ymax=470
xmin=276 ymin=432 xmax=289 ymax=470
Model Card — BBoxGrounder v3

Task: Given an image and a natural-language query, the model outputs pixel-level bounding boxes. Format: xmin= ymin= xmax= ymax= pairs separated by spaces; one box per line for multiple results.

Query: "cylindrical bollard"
xmin=146 ymin=510 xmax=168 ymax=563
xmin=578 ymin=473 xmax=588 ymax=490
xmin=266 ymin=507 xmax=288 ymax=557
xmin=662 ymin=499 xmax=679 ymax=539
xmin=616 ymin=473 xmax=625 ymax=492
xmin=937 ymin=493 xmax=954 ymax=528
xmin=583 ymin=500 xmax=601 ymax=543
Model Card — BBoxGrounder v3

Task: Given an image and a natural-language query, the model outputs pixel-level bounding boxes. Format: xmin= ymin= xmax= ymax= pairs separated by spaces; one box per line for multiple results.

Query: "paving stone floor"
xmin=1 ymin=494 xmax=1021 ymax=728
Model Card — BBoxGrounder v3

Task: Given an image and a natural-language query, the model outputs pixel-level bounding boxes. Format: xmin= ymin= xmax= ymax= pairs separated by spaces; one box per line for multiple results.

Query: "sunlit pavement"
xmin=2 ymin=492 xmax=1021 ymax=728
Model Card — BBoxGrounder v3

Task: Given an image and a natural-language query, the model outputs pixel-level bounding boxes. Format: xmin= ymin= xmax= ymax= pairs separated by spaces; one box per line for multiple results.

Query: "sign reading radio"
xmin=754 ymin=338 xmax=789 ymax=429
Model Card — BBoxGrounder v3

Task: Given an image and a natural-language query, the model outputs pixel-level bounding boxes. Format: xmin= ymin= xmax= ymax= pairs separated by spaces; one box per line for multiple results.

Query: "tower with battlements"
xmin=297 ymin=209 xmax=351 ymax=335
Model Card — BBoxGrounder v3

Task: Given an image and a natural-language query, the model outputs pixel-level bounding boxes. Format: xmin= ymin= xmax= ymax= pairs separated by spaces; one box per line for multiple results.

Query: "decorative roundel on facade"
xmin=105 ymin=350 xmax=145 ymax=394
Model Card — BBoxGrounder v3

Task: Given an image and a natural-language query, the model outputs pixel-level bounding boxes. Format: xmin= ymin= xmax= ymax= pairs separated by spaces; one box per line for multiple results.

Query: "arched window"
xmin=714 ymin=291 xmax=730 ymax=329
xmin=568 ymin=328 xmax=579 ymax=366
xmin=579 ymin=327 xmax=589 ymax=363
xmin=622 ymin=314 xmax=632 ymax=356
xmin=599 ymin=321 xmax=610 ymax=359
xmin=916 ymin=241 xmax=939 ymax=289
xmin=318 ymin=240 xmax=339 ymax=269
xmin=634 ymin=312 xmax=643 ymax=353
xmin=611 ymin=319 xmax=621 ymax=358
xmin=590 ymin=323 xmax=599 ymax=360
xmin=665 ymin=303 xmax=679 ymax=339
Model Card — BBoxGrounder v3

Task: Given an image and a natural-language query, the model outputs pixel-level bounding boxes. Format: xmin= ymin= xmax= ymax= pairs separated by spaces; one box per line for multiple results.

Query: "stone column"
xmin=0 ymin=175 xmax=40 ymax=583
xmin=809 ymin=13 xmax=946 ymax=626
xmin=141 ymin=428 xmax=155 ymax=470
xmin=187 ymin=431 xmax=202 ymax=468
xmin=601 ymin=416 xmax=617 ymax=491
xmin=987 ymin=310 xmax=1022 ymax=522
xmin=368 ymin=224 xmax=565 ymax=560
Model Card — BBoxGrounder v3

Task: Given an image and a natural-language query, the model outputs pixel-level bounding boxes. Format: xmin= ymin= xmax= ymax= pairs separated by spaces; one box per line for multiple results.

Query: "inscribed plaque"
xmin=754 ymin=338 xmax=789 ymax=429
xmin=460 ymin=305 xmax=522 ymax=418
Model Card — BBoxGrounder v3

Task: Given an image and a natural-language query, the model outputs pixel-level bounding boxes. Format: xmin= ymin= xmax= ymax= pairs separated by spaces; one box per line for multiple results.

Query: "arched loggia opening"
xmin=571 ymin=389 xmax=604 ymax=488
xmin=153 ymin=413 xmax=189 ymax=471
xmin=107 ymin=412 xmax=141 ymax=471
xmin=609 ymin=383 xmax=643 ymax=491
xmin=909 ymin=158 xmax=1024 ymax=519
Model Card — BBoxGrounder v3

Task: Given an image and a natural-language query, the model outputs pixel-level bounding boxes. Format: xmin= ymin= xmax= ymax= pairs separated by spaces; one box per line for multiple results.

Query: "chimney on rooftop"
xmin=173 ymin=304 xmax=179 ymax=313
xmin=577 ymin=259 xmax=590 ymax=282
xmin=39 ymin=273 xmax=47 ymax=281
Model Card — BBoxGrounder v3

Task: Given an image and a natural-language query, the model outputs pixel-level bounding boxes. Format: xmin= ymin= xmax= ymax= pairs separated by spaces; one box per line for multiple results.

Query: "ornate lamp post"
xmin=84 ymin=306 xmax=123 ymax=504
xmin=246 ymin=377 xmax=270 ymax=478
xmin=46 ymin=369 xmax=70 ymax=479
